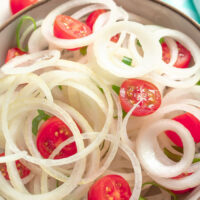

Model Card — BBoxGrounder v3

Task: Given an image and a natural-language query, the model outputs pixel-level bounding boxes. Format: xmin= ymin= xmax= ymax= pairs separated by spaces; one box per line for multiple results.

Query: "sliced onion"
xmin=136 ymin=119 xmax=195 ymax=178
xmin=41 ymin=0 xmax=118 ymax=49
xmin=1 ymin=50 xmax=60 ymax=75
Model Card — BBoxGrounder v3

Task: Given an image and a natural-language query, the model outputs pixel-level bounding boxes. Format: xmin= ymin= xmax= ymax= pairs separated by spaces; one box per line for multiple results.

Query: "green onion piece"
xmin=196 ymin=80 xmax=200 ymax=85
xmin=193 ymin=157 xmax=200 ymax=164
xmin=136 ymin=39 xmax=142 ymax=47
xmin=172 ymin=145 xmax=183 ymax=153
xmin=56 ymin=180 xmax=59 ymax=188
xmin=122 ymin=56 xmax=132 ymax=66
xmin=111 ymin=85 xmax=127 ymax=118
xmin=58 ymin=85 xmax=62 ymax=90
xmin=16 ymin=15 xmax=37 ymax=52
xmin=165 ymin=148 xmax=200 ymax=164
xmin=139 ymin=197 xmax=147 ymax=200
xmin=159 ymin=37 xmax=165 ymax=44
xmin=122 ymin=110 xmax=127 ymax=118
xmin=80 ymin=46 xmax=87 ymax=56
xmin=164 ymin=148 xmax=181 ymax=162
xmin=142 ymin=182 xmax=177 ymax=200
xmin=32 ymin=110 xmax=50 ymax=135
xmin=112 ymin=85 xmax=120 ymax=95
xmin=98 ymin=86 xmax=104 ymax=94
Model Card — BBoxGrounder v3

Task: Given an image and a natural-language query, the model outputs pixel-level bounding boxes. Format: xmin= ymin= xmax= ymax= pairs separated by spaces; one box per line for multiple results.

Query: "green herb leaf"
xmin=32 ymin=110 xmax=50 ymax=135
xmin=193 ymin=157 xmax=200 ymax=164
xmin=112 ymin=85 xmax=127 ymax=119
xmin=112 ymin=85 xmax=120 ymax=95
xmin=165 ymin=147 xmax=200 ymax=164
xmin=16 ymin=15 xmax=37 ymax=52
xmin=56 ymin=180 xmax=60 ymax=188
xmin=196 ymin=80 xmax=200 ymax=85
xmin=139 ymin=197 xmax=147 ymax=200
xmin=159 ymin=37 xmax=165 ymax=44
xmin=58 ymin=85 xmax=62 ymax=90
xmin=172 ymin=145 xmax=183 ymax=153
xmin=142 ymin=182 xmax=177 ymax=200
xmin=136 ymin=39 xmax=142 ymax=47
xmin=164 ymin=148 xmax=181 ymax=162
xmin=122 ymin=56 xmax=132 ymax=66
xmin=122 ymin=110 xmax=127 ymax=118
xmin=98 ymin=86 xmax=104 ymax=94
xmin=80 ymin=46 xmax=87 ymax=56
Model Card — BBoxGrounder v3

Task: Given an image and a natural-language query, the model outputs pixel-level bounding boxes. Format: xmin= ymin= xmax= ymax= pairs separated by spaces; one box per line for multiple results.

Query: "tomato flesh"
xmin=36 ymin=116 xmax=82 ymax=159
xmin=162 ymin=41 xmax=191 ymax=68
xmin=5 ymin=48 xmax=26 ymax=63
xmin=54 ymin=15 xmax=92 ymax=41
xmin=86 ymin=9 xmax=119 ymax=43
xmin=165 ymin=113 xmax=200 ymax=147
xmin=110 ymin=33 xmax=120 ymax=43
xmin=88 ymin=175 xmax=131 ymax=200
xmin=86 ymin=9 xmax=107 ymax=29
xmin=119 ymin=79 xmax=161 ymax=116
xmin=10 ymin=0 xmax=38 ymax=14
xmin=171 ymin=173 xmax=194 ymax=194
xmin=0 ymin=153 xmax=30 ymax=180
xmin=162 ymin=42 xmax=171 ymax=64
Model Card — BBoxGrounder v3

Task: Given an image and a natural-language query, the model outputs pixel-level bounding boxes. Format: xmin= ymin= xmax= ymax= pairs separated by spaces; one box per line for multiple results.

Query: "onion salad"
xmin=0 ymin=0 xmax=200 ymax=199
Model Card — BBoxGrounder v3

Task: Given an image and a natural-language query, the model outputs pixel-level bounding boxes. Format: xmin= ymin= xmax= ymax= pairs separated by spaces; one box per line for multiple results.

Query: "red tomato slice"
xmin=171 ymin=173 xmax=194 ymax=194
xmin=36 ymin=116 xmax=82 ymax=159
xmin=86 ymin=9 xmax=107 ymax=29
xmin=54 ymin=15 xmax=92 ymax=41
xmin=162 ymin=42 xmax=191 ymax=68
xmin=86 ymin=9 xmax=119 ymax=43
xmin=174 ymin=42 xmax=191 ymax=68
xmin=5 ymin=48 xmax=26 ymax=63
xmin=119 ymin=79 xmax=161 ymax=116
xmin=10 ymin=0 xmax=38 ymax=15
xmin=165 ymin=113 xmax=200 ymax=147
xmin=88 ymin=175 xmax=132 ymax=200
xmin=54 ymin=15 xmax=92 ymax=51
xmin=0 ymin=153 xmax=30 ymax=180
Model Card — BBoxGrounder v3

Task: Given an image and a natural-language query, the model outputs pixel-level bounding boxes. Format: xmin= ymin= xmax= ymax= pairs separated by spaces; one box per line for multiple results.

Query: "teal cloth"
xmin=162 ymin=0 xmax=200 ymax=23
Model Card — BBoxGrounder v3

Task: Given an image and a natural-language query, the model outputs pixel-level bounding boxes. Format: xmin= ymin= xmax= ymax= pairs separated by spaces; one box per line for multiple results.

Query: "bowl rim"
xmin=0 ymin=0 xmax=199 ymax=32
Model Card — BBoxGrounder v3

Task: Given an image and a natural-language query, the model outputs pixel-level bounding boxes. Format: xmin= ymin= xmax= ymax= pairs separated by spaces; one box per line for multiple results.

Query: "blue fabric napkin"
xmin=162 ymin=0 xmax=200 ymax=23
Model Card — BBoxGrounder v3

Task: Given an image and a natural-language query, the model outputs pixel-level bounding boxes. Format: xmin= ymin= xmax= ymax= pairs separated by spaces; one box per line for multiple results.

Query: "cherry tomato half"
xmin=165 ymin=113 xmax=200 ymax=147
xmin=162 ymin=41 xmax=191 ymax=68
xmin=119 ymin=79 xmax=161 ymax=116
xmin=54 ymin=15 xmax=92 ymax=40
xmin=0 ymin=153 xmax=30 ymax=180
xmin=86 ymin=9 xmax=120 ymax=43
xmin=88 ymin=175 xmax=132 ymax=200
xmin=10 ymin=0 xmax=38 ymax=15
xmin=171 ymin=173 xmax=194 ymax=194
xmin=36 ymin=116 xmax=82 ymax=159
xmin=5 ymin=48 xmax=26 ymax=63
